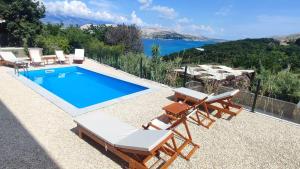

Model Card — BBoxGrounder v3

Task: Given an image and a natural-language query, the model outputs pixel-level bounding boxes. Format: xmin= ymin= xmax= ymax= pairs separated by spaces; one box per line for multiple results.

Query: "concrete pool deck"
xmin=0 ymin=59 xmax=300 ymax=169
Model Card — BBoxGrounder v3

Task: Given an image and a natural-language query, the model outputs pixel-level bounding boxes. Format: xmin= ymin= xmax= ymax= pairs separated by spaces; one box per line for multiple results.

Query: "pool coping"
xmin=9 ymin=65 xmax=157 ymax=117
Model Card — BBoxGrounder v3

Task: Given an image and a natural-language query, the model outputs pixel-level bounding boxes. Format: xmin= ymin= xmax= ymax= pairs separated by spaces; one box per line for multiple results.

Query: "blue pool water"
xmin=143 ymin=39 xmax=216 ymax=56
xmin=21 ymin=66 xmax=148 ymax=108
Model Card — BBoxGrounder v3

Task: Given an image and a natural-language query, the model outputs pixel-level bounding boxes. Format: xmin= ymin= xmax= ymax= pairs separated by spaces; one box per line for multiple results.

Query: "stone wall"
xmin=0 ymin=47 xmax=27 ymax=58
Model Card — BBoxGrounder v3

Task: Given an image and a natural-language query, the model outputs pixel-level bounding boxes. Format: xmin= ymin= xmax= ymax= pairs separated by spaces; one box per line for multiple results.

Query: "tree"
xmin=0 ymin=0 xmax=45 ymax=46
xmin=87 ymin=25 xmax=109 ymax=42
xmin=295 ymin=38 xmax=300 ymax=46
xmin=105 ymin=24 xmax=143 ymax=53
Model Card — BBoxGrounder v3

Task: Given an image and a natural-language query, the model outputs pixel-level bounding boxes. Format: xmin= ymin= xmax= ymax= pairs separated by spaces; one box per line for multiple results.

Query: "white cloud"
xmin=190 ymin=24 xmax=215 ymax=33
xmin=131 ymin=11 xmax=143 ymax=26
xmin=150 ymin=5 xmax=177 ymax=19
xmin=172 ymin=22 xmax=216 ymax=37
xmin=177 ymin=17 xmax=191 ymax=24
xmin=88 ymin=0 xmax=117 ymax=10
xmin=137 ymin=0 xmax=177 ymax=19
xmin=45 ymin=0 xmax=127 ymax=23
xmin=138 ymin=0 xmax=152 ymax=9
xmin=215 ymin=5 xmax=233 ymax=16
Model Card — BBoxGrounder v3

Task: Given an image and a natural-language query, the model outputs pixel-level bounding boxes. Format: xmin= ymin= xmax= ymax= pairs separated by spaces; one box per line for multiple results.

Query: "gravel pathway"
xmin=0 ymin=59 xmax=299 ymax=169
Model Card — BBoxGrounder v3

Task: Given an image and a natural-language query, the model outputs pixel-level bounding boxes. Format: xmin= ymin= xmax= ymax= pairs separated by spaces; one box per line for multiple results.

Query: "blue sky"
xmin=42 ymin=0 xmax=300 ymax=40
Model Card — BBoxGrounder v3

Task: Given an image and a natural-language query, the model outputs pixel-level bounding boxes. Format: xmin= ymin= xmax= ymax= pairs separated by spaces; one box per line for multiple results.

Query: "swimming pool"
xmin=20 ymin=66 xmax=149 ymax=115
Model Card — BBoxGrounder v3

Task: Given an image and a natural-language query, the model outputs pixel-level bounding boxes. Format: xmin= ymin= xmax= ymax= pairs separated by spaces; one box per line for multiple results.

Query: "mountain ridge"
xmin=141 ymin=27 xmax=209 ymax=41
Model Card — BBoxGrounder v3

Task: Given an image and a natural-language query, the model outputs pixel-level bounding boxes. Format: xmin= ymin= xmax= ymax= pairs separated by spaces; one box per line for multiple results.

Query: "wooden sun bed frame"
xmin=174 ymin=93 xmax=216 ymax=129
xmin=174 ymin=88 xmax=243 ymax=119
xmin=142 ymin=114 xmax=199 ymax=160
xmin=185 ymin=96 xmax=216 ymax=129
xmin=77 ymin=125 xmax=179 ymax=169
xmin=206 ymin=93 xmax=243 ymax=118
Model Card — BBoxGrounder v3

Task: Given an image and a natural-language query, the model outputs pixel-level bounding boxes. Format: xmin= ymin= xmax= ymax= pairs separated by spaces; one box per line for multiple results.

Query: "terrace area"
xmin=1 ymin=59 xmax=300 ymax=169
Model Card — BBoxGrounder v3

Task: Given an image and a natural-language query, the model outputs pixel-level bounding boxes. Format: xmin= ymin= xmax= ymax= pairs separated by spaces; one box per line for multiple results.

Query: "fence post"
xmin=139 ymin=58 xmax=143 ymax=78
xmin=251 ymin=79 xmax=261 ymax=112
xmin=183 ymin=65 xmax=188 ymax=87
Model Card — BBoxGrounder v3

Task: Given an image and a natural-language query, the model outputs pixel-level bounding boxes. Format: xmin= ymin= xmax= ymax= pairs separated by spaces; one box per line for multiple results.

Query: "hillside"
xmin=141 ymin=27 xmax=209 ymax=41
xmin=166 ymin=38 xmax=300 ymax=71
xmin=272 ymin=33 xmax=300 ymax=45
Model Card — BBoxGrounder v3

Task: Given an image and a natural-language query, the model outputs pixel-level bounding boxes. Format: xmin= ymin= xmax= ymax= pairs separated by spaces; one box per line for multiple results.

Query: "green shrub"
xmin=258 ymin=69 xmax=300 ymax=103
xmin=35 ymin=35 xmax=69 ymax=55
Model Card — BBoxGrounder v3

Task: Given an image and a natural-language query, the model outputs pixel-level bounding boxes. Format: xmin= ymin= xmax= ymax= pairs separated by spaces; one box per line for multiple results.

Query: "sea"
xmin=143 ymin=39 xmax=216 ymax=57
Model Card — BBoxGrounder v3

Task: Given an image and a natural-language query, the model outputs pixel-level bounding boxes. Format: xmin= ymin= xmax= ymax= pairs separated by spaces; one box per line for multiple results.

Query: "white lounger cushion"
xmin=74 ymin=112 xmax=137 ymax=146
xmin=74 ymin=49 xmax=85 ymax=60
xmin=206 ymin=89 xmax=239 ymax=103
xmin=29 ymin=49 xmax=42 ymax=63
xmin=55 ymin=50 xmax=66 ymax=61
xmin=173 ymin=87 xmax=208 ymax=100
xmin=74 ymin=112 xmax=172 ymax=152
xmin=148 ymin=119 xmax=171 ymax=130
xmin=0 ymin=51 xmax=18 ymax=62
xmin=115 ymin=130 xmax=171 ymax=152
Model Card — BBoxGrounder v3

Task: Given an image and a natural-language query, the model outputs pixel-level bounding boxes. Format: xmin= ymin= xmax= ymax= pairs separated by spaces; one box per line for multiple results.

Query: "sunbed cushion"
xmin=206 ymin=89 xmax=239 ymax=103
xmin=148 ymin=119 xmax=171 ymax=130
xmin=0 ymin=51 xmax=17 ymax=62
xmin=173 ymin=87 xmax=208 ymax=100
xmin=115 ymin=130 xmax=172 ymax=152
xmin=29 ymin=49 xmax=42 ymax=63
xmin=74 ymin=112 xmax=138 ymax=146
xmin=74 ymin=49 xmax=84 ymax=60
xmin=55 ymin=50 xmax=66 ymax=61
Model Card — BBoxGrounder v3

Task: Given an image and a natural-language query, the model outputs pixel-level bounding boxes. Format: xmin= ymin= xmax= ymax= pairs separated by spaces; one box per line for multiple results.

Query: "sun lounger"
xmin=173 ymin=87 xmax=209 ymax=103
xmin=142 ymin=113 xmax=199 ymax=160
xmin=205 ymin=89 xmax=242 ymax=118
xmin=0 ymin=51 xmax=26 ymax=66
xmin=55 ymin=50 xmax=69 ymax=64
xmin=74 ymin=113 xmax=179 ymax=169
xmin=73 ymin=49 xmax=85 ymax=64
xmin=172 ymin=87 xmax=215 ymax=128
xmin=28 ymin=48 xmax=44 ymax=66
xmin=173 ymin=87 xmax=242 ymax=118
xmin=185 ymin=94 xmax=216 ymax=129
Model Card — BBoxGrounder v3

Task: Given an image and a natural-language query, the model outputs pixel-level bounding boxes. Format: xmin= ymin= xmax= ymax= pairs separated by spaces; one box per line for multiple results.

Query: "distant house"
xmin=0 ymin=18 xmax=5 ymax=23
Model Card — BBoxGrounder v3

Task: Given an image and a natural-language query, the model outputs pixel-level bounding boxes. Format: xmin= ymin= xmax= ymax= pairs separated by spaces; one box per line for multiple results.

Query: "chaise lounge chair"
xmin=55 ymin=50 xmax=69 ymax=64
xmin=74 ymin=112 xmax=179 ymax=169
xmin=173 ymin=87 xmax=242 ymax=118
xmin=142 ymin=113 xmax=199 ymax=160
xmin=73 ymin=49 xmax=85 ymax=64
xmin=28 ymin=48 xmax=45 ymax=66
xmin=0 ymin=51 xmax=26 ymax=66
xmin=172 ymin=88 xmax=215 ymax=128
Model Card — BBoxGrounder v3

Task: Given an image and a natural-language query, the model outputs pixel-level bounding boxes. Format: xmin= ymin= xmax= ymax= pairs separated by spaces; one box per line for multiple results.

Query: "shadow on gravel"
xmin=0 ymin=100 xmax=60 ymax=169
xmin=70 ymin=127 xmax=127 ymax=169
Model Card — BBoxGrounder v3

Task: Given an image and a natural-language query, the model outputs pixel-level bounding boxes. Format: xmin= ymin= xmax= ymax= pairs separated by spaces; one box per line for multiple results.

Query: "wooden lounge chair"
xmin=73 ymin=49 xmax=85 ymax=64
xmin=74 ymin=113 xmax=179 ymax=169
xmin=28 ymin=48 xmax=45 ymax=66
xmin=142 ymin=113 xmax=199 ymax=160
xmin=184 ymin=95 xmax=216 ymax=129
xmin=173 ymin=87 xmax=242 ymax=119
xmin=0 ymin=51 xmax=26 ymax=66
xmin=55 ymin=50 xmax=69 ymax=64
xmin=205 ymin=89 xmax=242 ymax=118
xmin=172 ymin=87 xmax=215 ymax=128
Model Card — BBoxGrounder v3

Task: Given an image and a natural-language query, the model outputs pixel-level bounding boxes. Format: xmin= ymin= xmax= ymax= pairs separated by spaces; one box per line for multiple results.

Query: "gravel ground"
xmin=0 ymin=59 xmax=299 ymax=169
